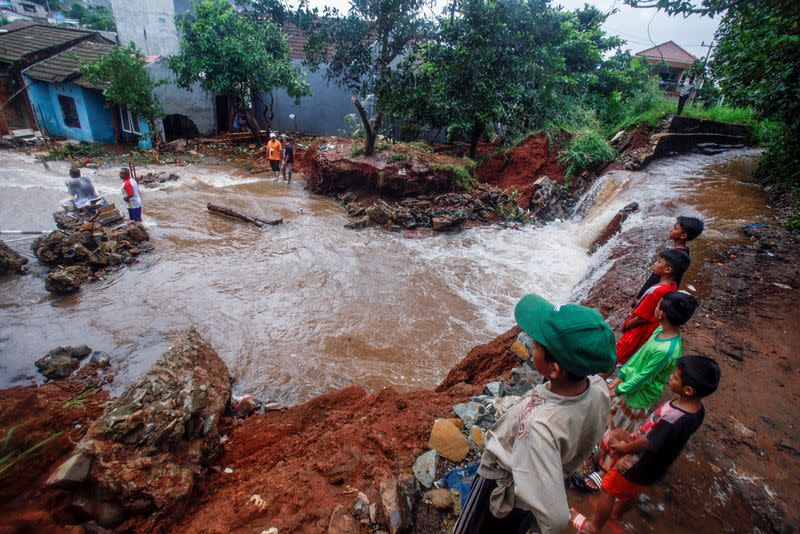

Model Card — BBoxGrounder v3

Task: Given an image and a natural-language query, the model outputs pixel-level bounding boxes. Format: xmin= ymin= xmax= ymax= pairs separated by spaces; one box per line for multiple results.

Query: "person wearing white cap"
xmin=266 ymin=132 xmax=283 ymax=180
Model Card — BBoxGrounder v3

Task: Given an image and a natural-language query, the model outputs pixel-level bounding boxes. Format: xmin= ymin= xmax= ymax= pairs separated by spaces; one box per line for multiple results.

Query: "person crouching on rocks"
xmin=453 ymin=294 xmax=616 ymax=534
xmin=120 ymin=167 xmax=142 ymax=222
xmin=67 ymin=167 xmax=99 ymax=210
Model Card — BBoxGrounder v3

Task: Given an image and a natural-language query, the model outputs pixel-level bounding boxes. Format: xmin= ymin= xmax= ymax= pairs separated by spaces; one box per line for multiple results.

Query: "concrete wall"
xmin=255 ymin=62 xmax=357 ymax=136
xmin=148 ymin=58 xmax=215 ymax=137
xmin=25 ymin=76 xmax=146 ymax=144
xmin=110 ymin=0 xmax=181 ymax=56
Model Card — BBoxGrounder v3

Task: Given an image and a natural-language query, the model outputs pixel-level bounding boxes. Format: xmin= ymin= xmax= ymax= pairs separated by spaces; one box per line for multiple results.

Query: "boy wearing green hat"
xmin=453 ymin=294 xmax=617 ymax=534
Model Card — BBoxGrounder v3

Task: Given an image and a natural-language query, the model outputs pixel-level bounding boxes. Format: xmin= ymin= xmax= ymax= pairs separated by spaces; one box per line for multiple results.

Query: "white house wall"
xmin=256 ymin=62 xmax=357 ymax=136
xmin=148 ymin=58 xmax=215 ymax=136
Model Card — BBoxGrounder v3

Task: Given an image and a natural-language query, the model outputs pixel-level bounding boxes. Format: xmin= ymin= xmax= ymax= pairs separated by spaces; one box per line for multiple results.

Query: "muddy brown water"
xmin=0 ymin=149 xmax=767 ymax=405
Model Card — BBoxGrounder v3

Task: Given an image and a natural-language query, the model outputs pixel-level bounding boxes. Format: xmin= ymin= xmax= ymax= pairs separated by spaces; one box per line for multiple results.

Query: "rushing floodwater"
xmin=0 ymin=149 xmax=766 ymax=403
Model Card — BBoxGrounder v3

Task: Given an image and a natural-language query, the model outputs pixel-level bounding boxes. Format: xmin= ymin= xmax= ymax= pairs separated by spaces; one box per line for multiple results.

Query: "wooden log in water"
xmin=207 ymin=203 xmax=264 ymax=228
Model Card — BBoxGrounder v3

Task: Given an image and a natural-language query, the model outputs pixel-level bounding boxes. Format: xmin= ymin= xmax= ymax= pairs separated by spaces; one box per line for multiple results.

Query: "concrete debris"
xmin=412 ymin=449 xmax=439 ymax=489
xmin=0 ymin=240 xmax=28 ymax=275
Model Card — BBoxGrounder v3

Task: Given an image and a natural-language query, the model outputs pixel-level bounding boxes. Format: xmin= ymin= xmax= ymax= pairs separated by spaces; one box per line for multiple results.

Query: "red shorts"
xmin=602 ymin=468 xmax=648 ymax=501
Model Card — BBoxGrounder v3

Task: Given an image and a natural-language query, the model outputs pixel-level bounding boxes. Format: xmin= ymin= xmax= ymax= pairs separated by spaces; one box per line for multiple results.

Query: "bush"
xmin=44 ymin=143 xmax=104 ymax=161
xmin=559 ymin=129 xmax=616 ymax=182
xmin=433 ymin=162 xmax=476 ymax=191
xmin=387 ymin=152 xmax=410 ymax=162
xmin=754 ymin=121 xmax=800 ymax=230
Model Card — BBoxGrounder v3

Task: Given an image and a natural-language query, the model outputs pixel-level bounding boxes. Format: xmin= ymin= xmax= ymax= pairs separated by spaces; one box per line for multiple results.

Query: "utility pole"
xmin=689 ymin=40 xmax=714 ymax=108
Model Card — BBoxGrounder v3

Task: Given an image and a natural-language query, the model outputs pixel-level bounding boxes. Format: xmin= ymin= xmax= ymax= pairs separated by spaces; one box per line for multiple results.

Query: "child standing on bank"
xmin=573 ymin=291 xmax=699 ymax=493
xmin=635 ymin=216 xmax=704 ymax=301
xmin=454 ymin=294 xmax=617 ymax=534
xmin=616 ymin=249 xmax=689 ymax=365
xmin=571 ymin=355 xmax=721 ymax=534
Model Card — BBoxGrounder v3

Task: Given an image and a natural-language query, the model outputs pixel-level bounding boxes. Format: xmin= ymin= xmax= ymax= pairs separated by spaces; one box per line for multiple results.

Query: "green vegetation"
xmin=387 ymin=153 xmax=411 ymax=162
xmin=559 ymin=129 xmax=617 ymax=183
xmin=625 ymin=0 xmax=800 ymax=228
xmin=350 ymin=146 xmax=365 ymax=157
xmin=433 ymin=162 xmax=476 ymax=191
xmin=80 ymin=44 xmax=164 ymax=140
xmin=0 ymin=426 xmax=63 ymax=480
xmin=67 ymin=3 xmax=116 ymax=32
xmin=44 ymin=142 xmax=104 ymax=161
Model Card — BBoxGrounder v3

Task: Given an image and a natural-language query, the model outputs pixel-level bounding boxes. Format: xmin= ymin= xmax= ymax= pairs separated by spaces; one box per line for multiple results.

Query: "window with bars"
xmin=119 ymin=105 xmax=142 ymax=135
xmin=57 ymin=95 xmax=81 ymax=129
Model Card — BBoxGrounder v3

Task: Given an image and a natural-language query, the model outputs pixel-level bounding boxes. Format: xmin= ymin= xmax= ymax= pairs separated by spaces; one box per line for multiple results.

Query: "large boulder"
xmin=35 ymin=345 xmax=92 ymax=379
xmin=45 ymin=265 xmax=92 ymax=293
xmin=55 ymin=328 xmax=231 ymax=528
xmin=0 ymin=240 xmax=28 ymax=274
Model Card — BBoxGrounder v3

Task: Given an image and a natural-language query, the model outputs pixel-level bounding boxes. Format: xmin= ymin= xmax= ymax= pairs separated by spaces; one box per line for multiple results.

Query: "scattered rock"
xmin=46 ymin=453 xmax=93 ymax=487
xmin=504 ymin=364 xmax=543 ymax=396
xmin=424 ymin=489 xmax=454 ymax=511
xmin=427 ymin=418 xmax=469 ymax=463
xmin=412 ymin=449 xmax=439 ymax=489
xmin=483 ymin=381 xmax=503 ymax=397
xmin=344 ymin=217 xmax=370 ymax=230
xmin=35 ymin=345 xmax=92 ymax=379
xmin=139 ymin=172 xmax=180 ymax=188
xmin=45 ymin=265 xmax=93 ymax=293
xmin=327 ymin=504 xmax=358 ymax=534
xmin=452 ymin=402 xmax=484 ymax=430
xmin=366 ymin=201 xmax=394 ymax=226
xmin=165 ymin=138 xmax=188 ymax=152
xmin=230 ymin=395 xmax=262 ymax=419
xmin=431 ymin=215 xmax=466 ymax=232
xmin=90 ymin=351 xmax=111 ymax=367
xmin=0 ymin=240 xmax=28 ymax=274
xmin=469 ymin=426 xmax=485 ymax=450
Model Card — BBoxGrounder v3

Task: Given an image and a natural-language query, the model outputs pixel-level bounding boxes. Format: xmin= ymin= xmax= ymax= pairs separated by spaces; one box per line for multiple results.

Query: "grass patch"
xmin=0 ymin=426 xmax=63 ymax=480
xmin=44 ymin=142 xmax=104 ymax=161
xmin=351 ymin=146 xmax=365 ymax=157
xmin=433 ymin=161 xmax=477 ymax=191
xmin=559 ymin=129 xmax=617 ymax=183
xmin=387 ymin=152 xmax=411 ymax=162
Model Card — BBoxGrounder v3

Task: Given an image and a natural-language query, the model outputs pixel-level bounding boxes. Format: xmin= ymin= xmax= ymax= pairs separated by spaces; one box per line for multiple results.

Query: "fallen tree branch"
xmin=206 ymin=203 xmax=283 ymax=228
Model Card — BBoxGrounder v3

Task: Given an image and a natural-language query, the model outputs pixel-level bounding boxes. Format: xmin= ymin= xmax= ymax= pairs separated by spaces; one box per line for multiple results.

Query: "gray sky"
xmin=305 ymin=0 xmax=721 ymax=60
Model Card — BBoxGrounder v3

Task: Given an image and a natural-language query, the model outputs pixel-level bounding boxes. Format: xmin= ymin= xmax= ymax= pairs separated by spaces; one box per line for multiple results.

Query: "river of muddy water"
xmin=0 ymin=149 xmax=767 ymax=403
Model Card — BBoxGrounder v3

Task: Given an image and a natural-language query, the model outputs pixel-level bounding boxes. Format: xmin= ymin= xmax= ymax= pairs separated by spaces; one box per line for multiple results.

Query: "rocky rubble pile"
xmin=31 ymin=211 xmax=153 ymax=293
xmin=0 ymin=240 xmax=28 ymax=275
xmin=48 ymin=328 xmax=231 ymax=529
xmin=340 ymin=187 xmax=526 ymax=231
xmin=138 ymin=171 xmax=180 ymax=188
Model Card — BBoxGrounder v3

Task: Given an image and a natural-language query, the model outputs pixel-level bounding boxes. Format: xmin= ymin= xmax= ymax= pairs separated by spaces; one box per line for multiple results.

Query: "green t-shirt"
xmin=615 ymin=326 xmax=681 ymax=410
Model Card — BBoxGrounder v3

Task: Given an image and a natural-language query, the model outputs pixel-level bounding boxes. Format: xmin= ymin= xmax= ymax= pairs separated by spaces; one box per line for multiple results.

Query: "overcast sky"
xmin=305 ymin=0 xmax=721 ymax=60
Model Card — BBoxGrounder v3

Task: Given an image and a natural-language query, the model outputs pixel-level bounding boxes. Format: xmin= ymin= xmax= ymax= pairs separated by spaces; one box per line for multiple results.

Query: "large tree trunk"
xmin=242 ymin=110 xmax=264 ymax=143
xmin=468 ymin=121 xmax=485 ymax=159
xmin=352 ymin=97 xmax=382 ymax=157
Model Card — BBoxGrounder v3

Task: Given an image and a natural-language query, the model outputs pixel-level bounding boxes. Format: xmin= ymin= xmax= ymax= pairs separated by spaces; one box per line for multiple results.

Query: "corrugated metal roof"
xmin=0 ymin=23 xmax=95 ymax=64
xmin=23 ymin=40 xmax=114 ymax=89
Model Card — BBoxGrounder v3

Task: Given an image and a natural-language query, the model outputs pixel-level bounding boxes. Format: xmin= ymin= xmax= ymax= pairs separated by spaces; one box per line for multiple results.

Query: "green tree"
xmin=79 ymin=44 xmax=163 ymax=140
xmin=390 ymin=0 xmax=565 ymax=158
xmin=169 ymin=0 xmax=310 ymax=138
xmin=300 ymin=0 xmax=433 ymax=156
xmin=68 ymin=3 xmax=116 ymax=32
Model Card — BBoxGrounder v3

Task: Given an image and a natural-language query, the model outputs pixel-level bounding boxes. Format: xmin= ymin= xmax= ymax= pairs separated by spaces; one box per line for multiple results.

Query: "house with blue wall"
xmin=22 ymin=40 xmax=150 ymax=146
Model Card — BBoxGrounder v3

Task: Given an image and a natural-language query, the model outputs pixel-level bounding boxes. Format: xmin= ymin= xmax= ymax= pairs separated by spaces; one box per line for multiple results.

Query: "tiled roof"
xmin=0 ymin=21 xmax=37 ymax=32
xmin=635 ymin=41 xmax=696 ymax=66
xmin=23 ymin=40 xmax=114 ymax=89
xmin=0 ymin=23 xmax=96 ymax=64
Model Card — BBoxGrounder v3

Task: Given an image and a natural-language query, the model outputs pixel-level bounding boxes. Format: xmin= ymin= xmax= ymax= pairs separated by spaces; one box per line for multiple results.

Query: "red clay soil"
xmin=475 ymin=132 xmax=565 ymax=209
xmin=437 ymin=326 xmax=520 ymax=391
xmin=159 ymin=383 xmax=483 ymax=534
xmin=0 ymin=377 xmax=108 ymax=534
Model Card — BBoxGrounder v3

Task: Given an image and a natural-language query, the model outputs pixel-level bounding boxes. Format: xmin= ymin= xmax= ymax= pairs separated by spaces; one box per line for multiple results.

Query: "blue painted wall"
xmin=24 ymin=76 xmax=146 ymax=145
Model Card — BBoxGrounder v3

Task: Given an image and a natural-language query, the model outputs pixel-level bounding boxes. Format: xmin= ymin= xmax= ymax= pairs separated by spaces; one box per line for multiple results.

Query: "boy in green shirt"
xmin=574 ymin=291 xmax=698 ymax=493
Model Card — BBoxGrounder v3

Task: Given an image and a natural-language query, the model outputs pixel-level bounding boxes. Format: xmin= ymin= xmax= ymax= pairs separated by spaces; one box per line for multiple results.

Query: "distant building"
xmin=22 ymin=40 xmax=150 ymax=144
xmin=635 ymin=41 xmax=697 ymax=92
xmin=0 ymin=23 xmax=109 ymax=133
xmin=10 ymin=0 xmax=48 ymax=19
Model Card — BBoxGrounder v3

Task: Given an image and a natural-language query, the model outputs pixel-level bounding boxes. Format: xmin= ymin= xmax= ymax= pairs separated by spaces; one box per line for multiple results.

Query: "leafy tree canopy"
xmin=169 ymin=0 xmax=310 ymax=135
xmin=67 ymin=3 xmax=117 ymax=32
xmin=79 ymin=43 xmax=163 ymax=127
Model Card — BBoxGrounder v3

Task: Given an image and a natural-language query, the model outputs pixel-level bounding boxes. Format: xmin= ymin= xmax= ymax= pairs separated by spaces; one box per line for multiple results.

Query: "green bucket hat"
xmin=514 ymin=294 xmax=616 ymax=376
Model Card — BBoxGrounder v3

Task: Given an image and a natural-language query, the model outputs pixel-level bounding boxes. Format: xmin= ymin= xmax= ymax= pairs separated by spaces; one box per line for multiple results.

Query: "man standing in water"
xmin=66 ymin=167 xmax=99 ymax=209
xmin=120 ymin=167 xmax=142 ymax=222
xmin=282 ymin=135 xmax=294 ymax=183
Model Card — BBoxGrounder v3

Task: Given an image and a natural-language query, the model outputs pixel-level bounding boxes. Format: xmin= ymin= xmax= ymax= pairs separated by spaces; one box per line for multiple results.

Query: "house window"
xmin=119 ymin=106 xmax=141 ymax=135
xmin=57 ymin=95 xmax=81 ymax=129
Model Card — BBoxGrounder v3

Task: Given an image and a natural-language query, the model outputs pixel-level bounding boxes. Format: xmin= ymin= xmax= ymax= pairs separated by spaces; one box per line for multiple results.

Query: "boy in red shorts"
xmin=571 ymin=355 xmax=720 ymax=533
xmin=616 ymin=249 xmax=689 ymax=364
